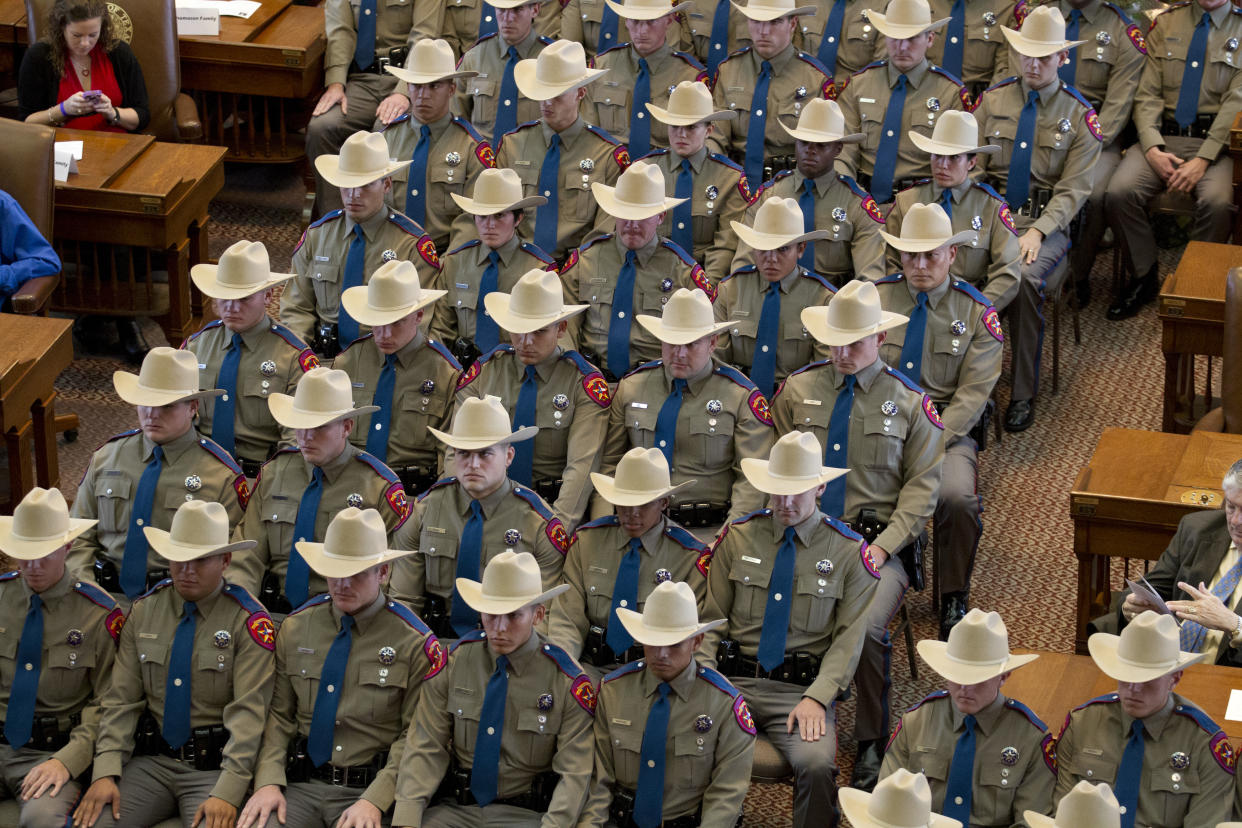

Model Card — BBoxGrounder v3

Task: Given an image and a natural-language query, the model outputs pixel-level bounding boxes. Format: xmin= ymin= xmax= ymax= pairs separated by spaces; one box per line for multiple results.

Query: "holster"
xmin=314 ymin=323 xmax=340 ymax=359
xmin=260 ymin=572 xmax=293 ymax=615
xmin=93 ymin=558 xmax=168 ymax=596
xmin=433 ymin=758 xmax=557 ymax=811
xmin=967 ymin=397 xmax=994 ymax=452
xmin=532 ymin=477 xmax=563 ymax=505
xmin=582 ymin=625 xmax=642 ymax=668
xmin=285 ymin=736 xmax=311 ymax=783
xmin=853 ymin=508 xmax=925 ymax=592
xmin=452 ymin=337 xmax=481 ymax=369
xmin=422 ymin=593 xmax=454 ymax=640
xmin=610 ymin=786 xmax=704 ymax=827
xmin=395 ymin=465 xmax=438 ymax=498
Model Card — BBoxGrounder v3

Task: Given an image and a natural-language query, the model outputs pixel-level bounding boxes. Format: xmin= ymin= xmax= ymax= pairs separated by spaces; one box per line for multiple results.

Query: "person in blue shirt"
xmin=0 ymin=189 xmax=60 ymax=306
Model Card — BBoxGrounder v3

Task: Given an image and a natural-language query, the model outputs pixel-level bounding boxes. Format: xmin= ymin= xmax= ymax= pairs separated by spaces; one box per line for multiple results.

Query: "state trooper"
xmin=68 ymin=347 xmax=248 ymax=603
xmin=453 ymin=0 xmax=553 ymax=142
xmin=873 ymin=204 xmax=1003 ymax=639
xmin=1029 ymin=781 xmax=1124 ymax=828
xmin=389 ymin=395 xmax=570 ymax=639
xmin=598 ymin=288 xmax=776 ymax=535
xmin=392 ymin=552 xmax=595 ymax=827
xmin=885 ymin=111 xmax=1020 ymax=310
xmin=771 ymin=280 xmax=943 ymax=791
xmin=699 ymin=431 xmax=881 ymax=828
xmin=494 ymin=40 xmax=631 ymax=262
xmin=455 ymin=269 xmax=609 ymax=529
xmin=0 ymin=489 xmax=120 ymax=828
xmin=184 ymin=241 xmax=319 ymax=478
xmin=972 ymin=6 xmax=1101 ymax=433
xmin=580 ymin=580 xmax=756 ymax=826
xmin=231 ymin=367 xmax=409 ymax=614
xmin=923 ymin=0 xmax=1020 ymax=96
xmin=546 ymin=448 xmax=712 ymax=679
xmin=732 ymin=97 xmax=887 ymax=285
xmin=839 ymin=769 xmax=962 ymax=828
xmin=442 ymin=0 xmax=558 ymax=61
xmin=798 ymin=0 xmax=890 ymax=87
xmin=834 ymin=0 xmax=969 ymax=204
xmin=72 ymin=501 xmax=275 ymax=828
xmin=333 ymin=260 xmax=460 ymax=496
xmin=236 ymin=508 xmax=446 ymax=828
xmin=880 ymin=609 xmax=1056 ymax=824
xmin=1055 ymin=611 xmax=1237 ymax=827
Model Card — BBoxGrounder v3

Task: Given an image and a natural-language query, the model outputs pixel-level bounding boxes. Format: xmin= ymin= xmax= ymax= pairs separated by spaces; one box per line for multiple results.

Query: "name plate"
xmin=175 ymin=3 xmax=221 ymax=35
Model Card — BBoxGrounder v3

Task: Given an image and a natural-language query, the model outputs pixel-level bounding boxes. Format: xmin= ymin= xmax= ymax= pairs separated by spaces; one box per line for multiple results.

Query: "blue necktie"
xmin=452 ymin=500 xmax=485 ymax=636
xmin=943 ymin=713 xmax=977 ymax=822
xmin=744 ymin=61 xmax=773 ymax=187
xmin=494 ymin=46 xmax=521 ymax=142
xmin=654 ymin=377 xmax=687 ymax=468
xmin=4 ymin=594 xmax=44 ymax=747
xmin=598 ymin=2 xmax=620 ymax=53
xmin=366 ymin=352 xmax=398 ymax=461
xmin=871 ymin=73 xmax=908 ymax=203
xmin=630 ymin=58 xmax=652 ymax=158
xmin=211 ymin=333 xmax=242 ymax=457
xmin=757 ymin=526 xmax=797 ymax=671
xmin=607 ymin=537 xmax=642 ymax=656
xmin=476 ymin=250 xmax=502 ymax=352
xmin=308 ymin=613 xmax=354 ymax=766
xmin=478 ymin=1 xmax=497 ymax=39
xmin=1059 ymin=8 xmax=1082 ymax=85
xmin=1006 ymin=90 xmax=1039 ymax=209
xmin=353 ymin=0 xmax=377 ymax=70
xmin=471 ymin=653 xmax=509 ymax=805
xmin=162 ymin=600 xmax=197 ymax=749
xmin=510 ymin=365 xmax=539 ymax=485
xmin=406 ymin=123 xmax=431 ymax=227
xmin=672 ymin=158 xmax=694 ymax=255
xmin=339 ymin=223 xmax=367 ymax=345
xmin=816 ymin=0 xmax=848 ymax=75
xmin=898 ymin=291 xmax=929 ymax=383
xmin=535 ymin=133 xmax=561 ymax=255
xmin=752 ymin=282 xmax=781 ymax=400
xmin=287 ymin=465 xmax=324 ymax=608
xmin=1115 ymin=718 xmax=1145 ymax=828
xmin=942 ymin=0 xmax=966 ymax=79
xmin=798 ymin=177 xmax=817 ymax=271
xmin=634 ymin=682 xmax=673 ymax=828
xmin=820 ymin=373 xmax=855 ymax=516
xmin=608 ymin=249 xmax=638 ymax=379
xmin=122 ymin=445 xmax=164 ymax=599
xmin=1176 ymin=12 xmax=1211 ymax=128
xmin=1180 ymin=555 xmax=1242 ymax=652
xmin=706 ymin=0 xmax=731 ymax=77
xmin=939 ymin=186 xmax=953 ymax=220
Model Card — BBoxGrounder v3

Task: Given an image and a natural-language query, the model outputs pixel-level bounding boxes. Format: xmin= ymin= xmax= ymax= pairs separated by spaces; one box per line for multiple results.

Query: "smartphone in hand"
xmin=82 ymin=89 xmax=102 ymax=100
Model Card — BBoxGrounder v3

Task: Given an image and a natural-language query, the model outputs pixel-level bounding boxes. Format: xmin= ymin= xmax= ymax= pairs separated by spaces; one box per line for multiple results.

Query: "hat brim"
xmin=916 ymin=640 xmax=1040 ymax=685
xmin=589 ymin=474 xmax=696 ymax=506
xmin=455 ymin=579 xmax=570 ymax=615
xmin=780 ymin=122 xmax=865 ymax=144
xmin=801 ymin=305 xmax=909 ymax=347
xmin=385 ymin=65 xmax=478 ymax=85
xmin=294 ymin=542 xmax=415 ymax=579
xmin=0 ymin=518 xmax=97 ymax=560
xmin=615 ymin=608 xmax=725 ymax=646
xmin=1023 ymin=813 xmax=1058 ymax=828
xmin=732 ymin=222 xmax=832 ymax=251
xmin=908 ymin=130 xmax=1000 ymax=156
xmin=645 ymin=101 xmax=737 ymax=126
xmin=605 ymin=0 xmax=691 ymax=18
xmin=740 ymin=458 xmax=847 ymax=496
xmin=451 ymin=192 xmax=548 ymax=215
xmin=1086 ymin=632 xmax=1207 ymax=683
xmin=314 ymin=155 xmax=413 ymax=189
xmin=490 ymin=0 xmax=542 ymax=8
xmin=482 ymin=293 xmax=589 ymax=334
xmin=514 ymin=62 xmax=608 ymax=101
xmin=731 ymin=1 xmax=816 ymax=20
xmin=1000 ymin=27 xmax=1086 ymax=57
xmin=839 ymin=789 xmax=963 ymax=828
xmin=880 ymin=228 xmax=977 ymax=252
xmin=592 ymin=182 xmax=686 ymax=221
xmin=268 ymin=393 xmax=380 ymax=430
xmin=866 ymin=11 xmax=950 ymax=38
xmin=144 ymin=526 xmax=257 ymax=563
xmin=635 ymin=314 xmax=733 ymax=345
xmin=340 ymin=285 xmax=446 ymax=328
xmin=428 ymin=424 xmax=539 ymax=450
xmin=190 ymin=266 xmax=292 ymax=300
xmin=114 ymin=372 xmax=224 ymax=407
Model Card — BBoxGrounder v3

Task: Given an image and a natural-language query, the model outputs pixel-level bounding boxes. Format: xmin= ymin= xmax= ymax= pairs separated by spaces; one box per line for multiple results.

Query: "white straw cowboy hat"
xmin=616 ymin=580 xmax=724 ymax=646
xmin=0 ymin=487 xmax=96 ymax=561
xmin=1088 ymin=610 xmax=1207 ymax=683
xmin=731 ymin=196 xmax=831 ymax=251
xmin=1002 ymin=6 xmax=1085 ymax=57
xmin=457 ymin=550 xmax=569 ymax=615
xmin=867 ymin=0 xmax=950 ymax=39
xmin=732 ymin=0 xmax=816 ymax=22
xmin=191 ymin=240 xmax=292 ymax=300
xmin=780 ymin=98 xmax=864 ymax=144
xmin=385 ymin=38 xmax=477 ymax=85
xmin=483 ymin=269 xmax=588 ymax=334
xmin=341 ymin=260 xmax=446 ymax=328
xmin=636 ymin=288 xmax=731 ymax=345
xmin=802 ymin=280 xmax=908 ymax=347
xmin=880 ymin=203 xmax=977 ymax=253
xmin=268 ymin=367 xmax=379 ymax=430
xmin=592 ymin=161 xmax=687 ymax=221
xmin=917 ymin=608 xmax=1039 ymax=685
xmin=908 ymin=110 xmax=999 ymax=156
xmin=490 ymin=0 xmax=542 ymax=9
xmin=451 ymin=167 xmax=547 ymax=215
xmin=646 ymin=80 xmax=737 ymax=126
xmin=741 ymin=431 xmax=848 ymax=496
xmin=591 ymin=446 xmax=696 ymax=507
xmin=144 ymin=500 xmax=256 ymax=562
xmin=295 ymin=507 xmax=414 ymax=579
xmin=1025 ymin=781 xmax=1121 ymax=828
xmin=114 ymin=346 xmax=225 ymax=407
xmin=840 ymin=769 xmax=962 ymax=828
xmin=515 ymin=40 xmax=608 ymax=101
xmin=606 ymin=0 xmax=692 ymax=20
xmin=428 ymin=394 xmax=538 ymax=450
xmin=315 ymin=131 xmax=412 ymax=189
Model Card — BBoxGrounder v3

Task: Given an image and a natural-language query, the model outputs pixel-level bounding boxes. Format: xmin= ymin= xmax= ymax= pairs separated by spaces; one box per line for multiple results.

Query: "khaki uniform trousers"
xmin=90 ymin=755 xmax=220 ymax=828
xmin=422 ymin=802 xmax=542 ymax=826
xmin=1070 ymin=141 xmax=1122 ymax=286
xmin=1009 ymin=226 xmax=1071 ymax=402
xmin=262 ymin=779 xmax=391 ymax=828
xmin=853 ymin=556 xmax=909 ymax=743
xmin=935 ymin=434 xmax=982 ymax=595
xmin=0 ymin=745 xmax=83 ymax=828
xmin=308 ymin=73 xmax=401 ymax=215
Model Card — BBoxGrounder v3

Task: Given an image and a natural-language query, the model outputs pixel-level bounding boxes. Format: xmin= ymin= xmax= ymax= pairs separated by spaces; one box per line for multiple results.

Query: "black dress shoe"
xmin=939 ymin=592 xmax=968 ymax=641
xmin=1004 ymin=399 xmax=1034 ymax=433
xmin=1107 ymin=265 xmax=1159 ymax=321
xmin=849 ymin=739 xmax=884 ymax=792
xmin=1075 ymin=278 xmax=1091 ymax=309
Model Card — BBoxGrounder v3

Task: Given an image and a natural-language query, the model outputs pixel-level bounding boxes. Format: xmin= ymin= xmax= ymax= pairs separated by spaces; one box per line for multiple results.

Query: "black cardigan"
xmin=18 ymin=40 xmax=150 ymax=130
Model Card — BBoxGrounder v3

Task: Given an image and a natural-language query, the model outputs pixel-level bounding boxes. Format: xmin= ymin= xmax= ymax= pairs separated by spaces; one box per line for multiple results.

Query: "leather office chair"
xmin=1193 ymin=267 xmax=1242 ymax=433
xmin=0 ymin=118 xmax=60 ymax=315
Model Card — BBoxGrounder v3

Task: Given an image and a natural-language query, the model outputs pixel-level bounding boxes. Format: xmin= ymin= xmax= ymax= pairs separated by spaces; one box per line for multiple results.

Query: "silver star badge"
xmin=796 ymin=85 xmax=808 ymax=99
xmin=382 ymin=249 xmax=397 ymax=262
xmin=1228 ymin=37 xmax=1239 ymax=52
xmin=881 ymin=400 xmax=898 ymax=416
xmin=347 ymin=493 xmax=364 ymax=508
xmin=580 ymin=158 xmax=595 ymax=172
xmin=505 ymin=528 xmax=522 ymax=545
xmin=553 ymin=393 xmax=570 ymax=410
xmin=926 ymin=97 xmax=940 ymax=112
xmin=951 ymin=319 xmax=967 ymax=335
xmin=706 ymin=185 xmax=719 ymax=200
xmin=831 ymin=206 xmax=848 ymax=222
xmin=706 ymin=399 xmax=723 ymax=415
xmin=971 ymin=215 xmax=982 ymax=231
xmin=260 ymin=360 xmax=277 ymax=377
xmin=1095 ymin=30 xmax=1111 ymax=45
xmin=445 ymin=151 xmax=461 ymax=166
xmin=214 ymin=630 xmax=231 ymax=648
xmin=982 ymin=11 xmax=996 ymax=25
xmin=185 ymin=475 xmax=202 ymax=492
xmin=1057 ymin=118 xmax=1072 ymax=134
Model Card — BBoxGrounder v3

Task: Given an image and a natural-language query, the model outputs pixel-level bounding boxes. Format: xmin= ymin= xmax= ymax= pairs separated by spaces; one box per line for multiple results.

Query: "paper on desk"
xmin=53 ymin=141 xmax=82 ymax=182
xmin=176 ymin=0 xmax=260 ymax=17
xmin=1126 ymin=577 xmax=1173 ymax=615
xmin=1226 ymin=689 xmax=1242 ymax=722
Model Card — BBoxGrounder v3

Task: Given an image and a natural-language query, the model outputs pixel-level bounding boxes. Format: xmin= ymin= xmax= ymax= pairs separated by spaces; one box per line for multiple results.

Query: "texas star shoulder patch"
xmin=572 ymin=674 xmax=597 ymax=714
xmin=247 ymin=612 xmax=276 ymax=651
xmin=747 ymin=389 xmax=774 ymax=426
xmin=733 ymin=695 xmax=757 ymax=735
xmin=983 ymin=307 xmax=1004 ymax=342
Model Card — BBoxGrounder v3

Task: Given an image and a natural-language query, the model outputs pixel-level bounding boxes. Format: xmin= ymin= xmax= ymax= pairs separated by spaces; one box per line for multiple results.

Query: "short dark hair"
xmin=44 ymin=0 xmax=117 ymax=77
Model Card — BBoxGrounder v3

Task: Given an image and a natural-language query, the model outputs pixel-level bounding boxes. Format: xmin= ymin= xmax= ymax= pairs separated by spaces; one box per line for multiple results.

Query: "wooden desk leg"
xmin=1163 ymin=350 xmax=1181 ymax=433
xmin=157 ymin=238 xmax=192 ymax=346
xmin=32 ymin=393 xmax=60 ymax=490
xmin=4 ymin=421 xmax=35 ymax=515
xmin=1075 ymin=546 xmax=1111 ymax=655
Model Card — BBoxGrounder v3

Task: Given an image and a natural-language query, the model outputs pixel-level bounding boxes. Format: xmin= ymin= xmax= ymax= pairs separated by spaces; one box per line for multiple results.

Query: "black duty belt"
xmin=611 ymin=786 xmax=703 ymax=827
xmin=848 ymin=509 xmax=925 ymax=592
xmin=532 ymin=477 xmax=563 ymax=505
xmin=286 ymin=736 xmax=387 ymax=788
xmin=930 ymin=397 xmax=992 ymax=453
xmin=715 ymin=640 xmax=820 ymax=687
xmin=259 ymin=572 xmax=293 ymax=615
xmin=350 ymin=47 xmax=409 ymax=76
xmin=855 ymin=174 xmax=920 ymax=200
xmin=581 ymin=625 xmax=644 ymax=668
xmin=421 ymin=592 xmax=457 ymax=641
xmin=433 ymin=758 xmax=557 ymax=812
xmin=667 ymin=502 xmax=729 ymax=529
xmin=1161 ymin=115 xmax=1214 ymax=140
xmin=578 ymin=348 xmax=640 ymax=385
xmin=134 ymin=712 xmax=227 ymax=771
xmin=94 ymin=558 xmax=168 ymax=596
xmin=393 ymin=465 xmax=438 ymax=498
xmin=0 ymin=713 xmax=81 ymax=751
xmin=725 ymin=151 xmax=798 ymax=183
xmin=1012 ymin=187 xmax=1053 ymax=220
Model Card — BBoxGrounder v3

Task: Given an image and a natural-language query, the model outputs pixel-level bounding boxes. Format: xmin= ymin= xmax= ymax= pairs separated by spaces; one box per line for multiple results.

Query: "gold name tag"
xmin=428 ymin=526 xmax=447 ymax=534
xmin=742 ymin=555 xmax=762 ymax=564
xmin=139 ymin=632 xmax=159 ymax=639
xmin=612 ymin=718 xmax=632 ymax=726
xmin=803 ymin=399 xmax=822 ymax=406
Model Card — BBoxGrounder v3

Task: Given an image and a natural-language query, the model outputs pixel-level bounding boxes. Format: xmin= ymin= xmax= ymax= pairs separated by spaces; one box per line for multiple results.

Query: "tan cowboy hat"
xmin=867 ymin=0 xmax=950 ymax=39
xmin=191 ymin=240 xmax=292 ymax=300
xmin=732 ymin=0 xmax=816 ymax=22
xmin=605 ymin=0 xmax=691 ymax=20
xmin=592 ymin=161 xmax=686 ymax=221
xmin=1002 ymin=6 xmax=1085 ymax=57
xmin=457 ymin=550 xmax=569 ymax=615
xmin=1025 ymin=782 xmax=1120 ymax=828
xmin=908 ymin=110 xmax=999 ymax=156
xmin=591 ymin=447 xmax=695 ymax=507
xmin=490 ymin=0 xmax=542 ymax=9
xmin=385 ymin=38 xmax=478 ymax=85
xmin=0 ymin=487 xmax=96 ymax=560
xmin=916 ymin=608 xmax=1039 ymax=685
xmin=1088 ymin=610 xmax=1206 ymax=683
xmin=741 ymin=431 xmax=848 ymax=496
xmin=315 ymin=131 xmax=412 ymax=189
xmin=731 ymin=196 xmax=831 ymax=251
xmin=880 ymin=203 xmax=977 ymax=253
xmin=482 ymin=269 xmax=588 ymax=334
xmin=428 ymin=394 xmax=538 ymax=451
xmin=636 ymin=288 xmax=731 ymax=345
xmin=646 ymin=80 xmax=737 ymax=126
xmin=114 ymin=346 xmax=225 ymax=407
xmin=451 ymin=167 xmax=547 ymax=215
xmin=267 ymin=367 xmax=379 ymax=430
xmin=295 ymin=507 xmax=414 ymax=579
xmin=840 ymin=770 xmax=962 ymax=828
xmin=780 ymin=98 xmax=864 ymax=144
xmin=144 ymin=500 xmax=256 ymax=562
xmin=341 ymin=260 xmax=446 ymax=328
xmin=616 ymin=580 xmax=724 ymax=647
xmin=802 ymin=280 xmax=908 ymax=347
xmin=514 ymin=40 xmax=607 ymax=101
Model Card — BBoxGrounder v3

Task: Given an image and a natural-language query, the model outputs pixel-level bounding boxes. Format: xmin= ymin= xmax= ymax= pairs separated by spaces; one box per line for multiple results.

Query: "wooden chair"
xmin=1193 ymin=267 xmax=1242 ymax=433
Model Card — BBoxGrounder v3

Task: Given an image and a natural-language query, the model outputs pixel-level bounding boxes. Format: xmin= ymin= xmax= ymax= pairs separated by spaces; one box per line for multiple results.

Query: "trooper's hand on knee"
xmin=72 ymin=776 xmax=120 ymax=828
xmin=191 ymin=795 xmax=237 ymax=828
xmin=19 ymin=757 xmax=70 ymax=800
xmin=787 ymin=697 xmax=828 ymax=742
xmin=238 ymin=784 xmax=287 ymax=828
xmin=335 ymin=798 xmax=383 ymax=828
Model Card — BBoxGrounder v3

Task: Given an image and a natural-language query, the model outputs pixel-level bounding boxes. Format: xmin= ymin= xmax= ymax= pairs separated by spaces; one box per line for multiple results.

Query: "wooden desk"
xmin=0 ymin=0 xmax=24 ymax=89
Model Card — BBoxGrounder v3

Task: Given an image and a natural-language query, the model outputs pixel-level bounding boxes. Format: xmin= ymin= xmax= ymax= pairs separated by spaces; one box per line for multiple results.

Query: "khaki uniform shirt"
xmin=699 ymin=508 xmax=880 ymax=706
xmin=586 ymin=44 xmax=708 ymax=148
xmin=0 ymin=572 xmax=122 ymax=777
xmin=771 ymin=357 xmax=944 ymax=552
xmin=582 ymin=659 xmax=756 ymax=824
xmin=324 ymin=0 xmax=442 ymax=89
xmin=454 ymin=31 xmax=554 ymax=142
xmin=253 ymin=592 xmax=446 ymax=812
xmin=1048 ymin=0 xmax=1146 ymax=145
xmin=91 ymin=580 xmax=276 ymax=807
xmin=392 ymin=630 xmax=596 ymax=827
xmin=1055 ymin=692 xmax=1237 ymax=828
xmin=797 ymin=0 xmax=889 ymax=85
xmin=881 ymin=691 xmax=1056 ymax=827
xmin=440 ymin=0 xmax=561 ymax=60
xmin=925 ymin=0 xmax=1022 ymax=90
xmin=561 ymin=0 xmax=690 ymax=60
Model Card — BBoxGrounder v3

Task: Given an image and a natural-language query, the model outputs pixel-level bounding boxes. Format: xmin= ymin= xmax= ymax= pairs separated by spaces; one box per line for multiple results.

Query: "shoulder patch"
xmin=583 ymin=370 xmax=612 ymax=408
xmin=733 ymin=694 xmax=757 ymax=735
xmin=519 ymin=241 xmax=556 ymax=266
xmin=748 ymin=389 xmax=774 ymax=426
xmin=474 ymin=140 xmax=497 ymax=169
xmin=547 ymin=518 xmax=570 ymax=555
xmin=982 ymin=306 xmax=1004 ymax=343
xmin=426 ymin=338 xmax=463 ymax=370
xmin=1211 ymin=730 xmax=1237 ymax=774
xmin=385 ymin=481 xmax=411 ymax=524
xmin=571 ymin=673 xmax=598 ymax=714
xmin=689 ymin=262 xmax=716 ymax=301
xmin=602 ymin=659 xmax=646 ymax=683
xmin=1125 ymin=22 xmax=1147 ymax=54
xmin=456 ymin=359 xmax=481 ymax=391
xmin=288 ymin=593 xmax=332 ymax=616
xmin=1084 ymin=109 xmax=1104 ymax=141
xmin=512 ymin=484 xmax=555 ymax=520
xmin=1014 ymin=0 xmax=1028 ymax=24
xmin=921 ymin=394 xmax=945 ymax=429
xmin=998 ymin=201 xmax=1018 ymax=235
xmin=1041 ymin=732 xmax=1057 ymax=773
xmin=695 ymin=546 xmax=714 ymax=578
xmin=450 ymin=627 xmax=488 ymax=654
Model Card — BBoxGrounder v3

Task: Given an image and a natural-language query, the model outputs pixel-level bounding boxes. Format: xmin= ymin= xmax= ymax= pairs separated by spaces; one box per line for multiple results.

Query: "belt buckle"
xmin=331 ymin=765 xmax=348 ymax=786
xmin=376 ymin=55 xmax=391 ymax=72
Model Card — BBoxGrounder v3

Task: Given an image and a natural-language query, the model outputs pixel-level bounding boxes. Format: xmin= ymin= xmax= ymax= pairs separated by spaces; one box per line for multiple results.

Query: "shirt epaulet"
xmin=451 ymin=115 xmax=486 ymax=143
xmin=660 ymin=238 xmax=699 ymax=267
xmin=820 ymin=513 xmax=865 ymax=542
xmin=907 ymin=688 xmax=950 ymax=713
xmin=288 ymin=592 xmax=332 ymax=616
xmin=982 ymin=77 xmax=1019 ymax=98
xmin=732 ymin=507 xmax=771 ymax=526
xmin=387 ymin=601 xmax=447 ymax=679
xmin=519 ymin=241 xmax=556 ymax=266
xmin=638 ymin=148 xmax=671 ymax=162
xmin=664 ymin=522 xmax=710 ymax=553
xmin=928 ymin=63 xmax=966 ymax=87
xmin=714 ymin=362 xmax=759 ymax=392
xmin=269 ymin=322 xmax=314 ymax=353
xmin=384 ymin=598 xmax=433 ymax=636
xmin=0 ymin=571 xmax=17 ymax=581
xmin=427 ymin=338 xmax=463 ymax=370
xmin=223 ymin=583 xmax=277 ymax=650
xmin=1072 ymin=692 xmax=1119 ymax=713
xmin=696 ymin=664 xmax=742 ymax=700
xmin=800 ymin=269 xmax=837 ymax=291
xmin=418 ymin=476 xmax=458 ymax=502
xmin=355 ymin=450 xmax=401 ymax=483
xmin=883 ymin=364 xmax=925 ymax=394
xmin=1004 ymin=697 xmax=1049 ymax=731
xmin=623 ymin=358 xmax=663 ymax=379
xmin=585 ymin=123 xmax=622 ymax=146
xmin=184 ymin=319 xmax=223 ymax=346
xmin=450 ymin=628 xmax=488 ymax=653
xmin=198 ymin=437 xmax=244 ymax=475
xmin=382 ymin=113 xmax=411 ymax=131
xmin=602 ymin=659 xmax=645 ymax=683
xmin=673 ymin=49 xmax=706 ymax=72
xmin=512 ymin=484 xmax=555 ymax=520
xmin=446 ymin=239 xmax=482 ymax=257
xmin=578 ymin=515 xmax=621 ymax=531
xmin=595 ymin=41 xmax=629 ymax=59
xmin=875 ymin=273 xmax=905 ymax=285
xmin=309 ymin=209 xmax=343 ymax=230
xmin=721 ymin=264 xmax=753 ymax=283
xmin=972 ymin=180 xmax=1006 ymax=203
xmin=105 ymin=428 xmax=142 ymax=445
xmin=136 ymin=578 xmax=174 ymax=602
xmin=539 ymin=639 xmax=588 ymax=681
xmin=1061 ymin=83 xmax=1095 ymax=111
xmin=337 ymin=333 xmax=373 ymax=358
xmin=896 ymin=177 xmax=931 ymax=197
xmin=1102 ymin=1 xmax=1135 ymax=24
xmin=787 ymin=358 xmax=830 ymax=380
xmin=950 ymin=279 xmax=992 ymax=308
xmin=73 ymin=579 xmax=118 ymax=611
